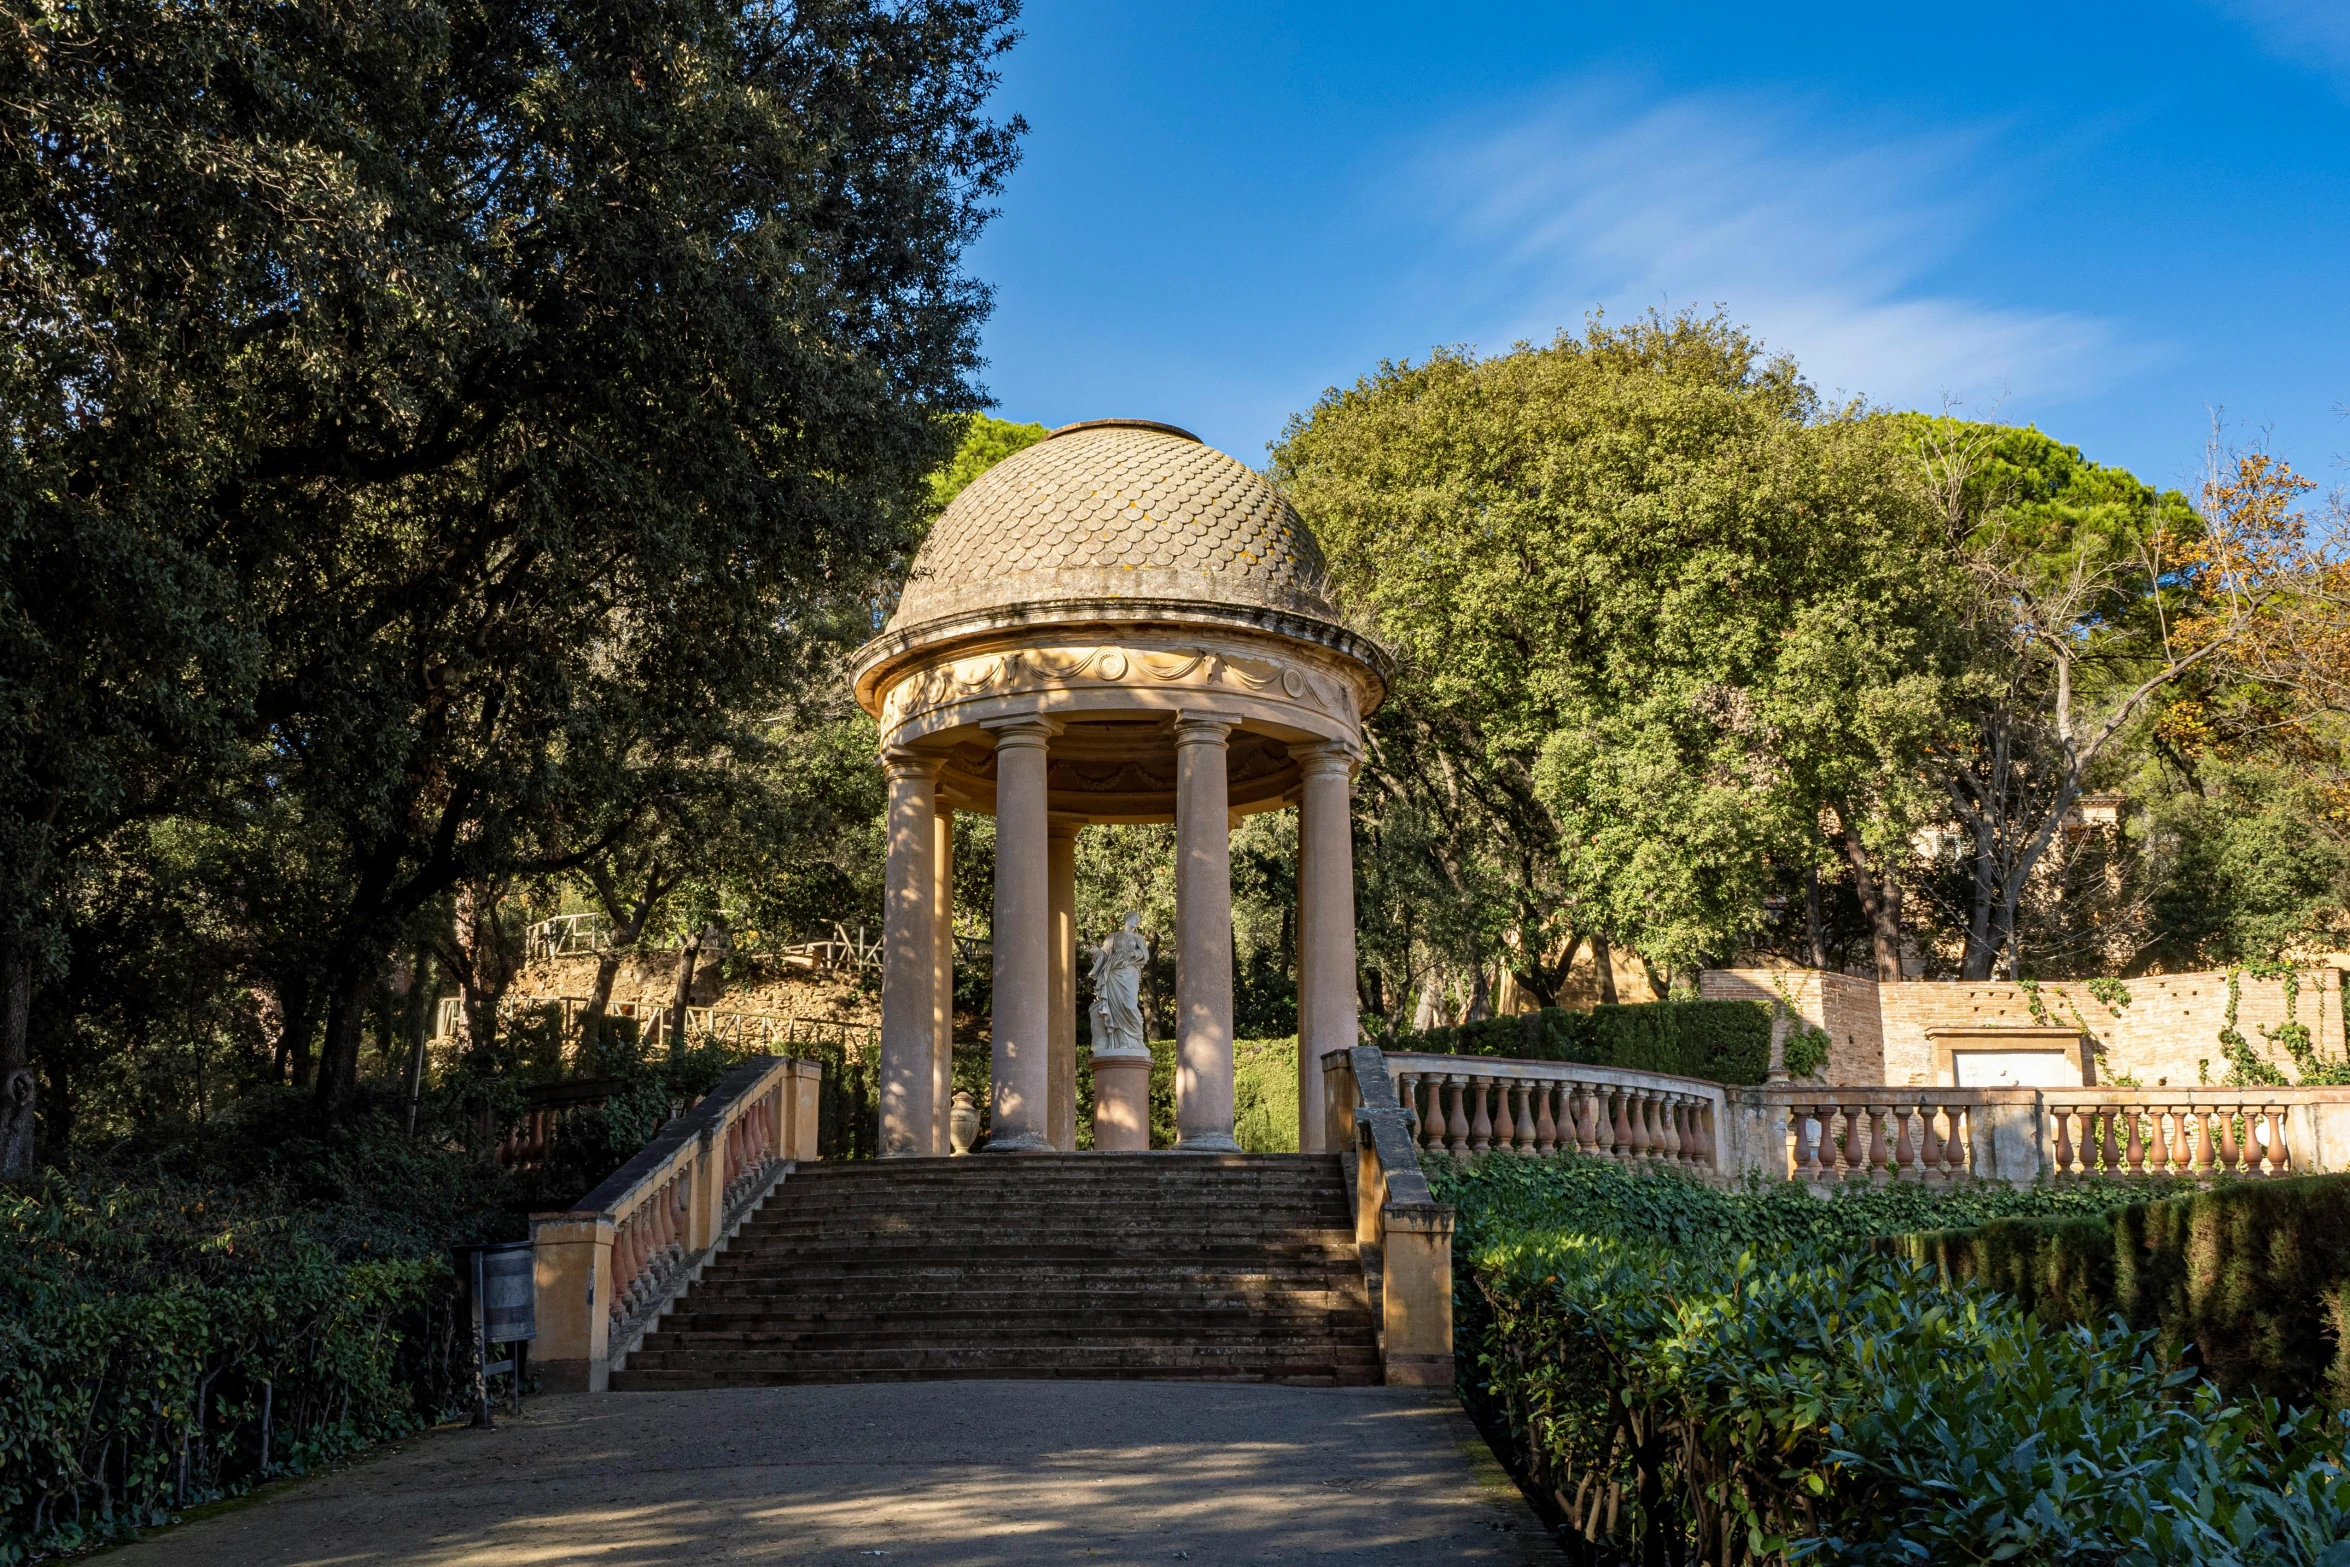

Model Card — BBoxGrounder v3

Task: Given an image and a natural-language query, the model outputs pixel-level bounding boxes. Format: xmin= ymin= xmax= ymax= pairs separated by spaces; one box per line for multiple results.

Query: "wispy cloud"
xmin=2207 ymin=0 xmax=2350 ymax=92
xmin=1386 ymin=84 xmax=2152 ymax=415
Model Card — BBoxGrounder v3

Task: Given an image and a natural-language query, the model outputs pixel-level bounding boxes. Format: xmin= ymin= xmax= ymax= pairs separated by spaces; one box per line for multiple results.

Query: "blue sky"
xmin=963 ymin=0 xmax=2350 ymax=496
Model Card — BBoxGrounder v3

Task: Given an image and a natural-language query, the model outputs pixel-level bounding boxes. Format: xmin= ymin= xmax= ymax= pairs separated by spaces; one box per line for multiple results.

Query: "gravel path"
xmin=101 ymin=1382 xmax=1562 ymax=1565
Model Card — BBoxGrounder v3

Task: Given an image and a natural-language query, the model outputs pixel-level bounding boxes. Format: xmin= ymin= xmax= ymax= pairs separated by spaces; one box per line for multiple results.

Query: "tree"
xmin=1275 ymin=311 xmax=1957 ymax=986
xmin=3 ymin=0 xmax=1026 ymax=1145
xmin=1915 ymin=421 xmax=2295 ymax=977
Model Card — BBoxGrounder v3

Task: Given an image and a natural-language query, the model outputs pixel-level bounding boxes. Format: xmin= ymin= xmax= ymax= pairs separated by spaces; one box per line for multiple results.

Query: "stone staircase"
xmin=610 ymin=1153 xmax=1382 ymax=1387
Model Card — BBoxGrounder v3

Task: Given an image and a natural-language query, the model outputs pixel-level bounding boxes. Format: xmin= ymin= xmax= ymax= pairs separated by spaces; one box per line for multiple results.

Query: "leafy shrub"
xmin=0 ymin=1173 xmax=471 ymax=1562
xmin=1435 ymin=1156 xmax=2350 ymax=1563
xmin=1233 ymin=1037 xmax=1298 ymax=1153
xmin=1895 ymin=1173 xmax=2350 ymax=1411
xmin=1397 ymin=1000 xmax=1775 ymax=1084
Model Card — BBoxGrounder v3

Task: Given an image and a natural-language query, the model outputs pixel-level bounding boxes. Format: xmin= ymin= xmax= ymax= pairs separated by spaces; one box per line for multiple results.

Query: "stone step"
xmin=671 ymin=1287 xmax=1366 ymax=1315
xmin=609 ymin=1365 xmax=1383 ymax=1390
xmin=644 ymin=1309 xmax=1376 ymax=1341
xmin=621 ymin=1343 xmax=1383 ymax=1374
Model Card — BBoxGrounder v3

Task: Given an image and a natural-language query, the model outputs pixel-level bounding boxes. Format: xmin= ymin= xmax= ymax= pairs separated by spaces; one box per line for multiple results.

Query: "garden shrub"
xmin=0 ymin=1173 xmax=473 ymax=1562
xmin=1396 ymin=1000 xmax=1774 ymax=1084
xmin=1067 ymin=1037 xmax=1294 ymax=1151
xmin=1436 ymin=1156 xmax=2350 ymax=1563
xmin=1895 ymin=1173 xmax=2350 ymax=1411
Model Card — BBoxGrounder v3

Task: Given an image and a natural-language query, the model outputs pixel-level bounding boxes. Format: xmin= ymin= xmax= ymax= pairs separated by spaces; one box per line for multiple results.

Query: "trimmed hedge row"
xmin=1892 ymin=1173 xmax=2350 ymax=1411
xmin=1392 ymin=998 xmax=1774 ymax=1085
xmin=1068 ymin=1036 xmax=1298 ymax=1152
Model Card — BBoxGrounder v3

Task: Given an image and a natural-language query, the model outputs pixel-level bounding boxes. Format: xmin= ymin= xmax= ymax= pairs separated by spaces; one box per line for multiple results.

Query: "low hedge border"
xmin=1390 ymin=998 xmax=1774 ymax=1085
xmin=1891 ymin=1172 xmax=2350 ymax=1410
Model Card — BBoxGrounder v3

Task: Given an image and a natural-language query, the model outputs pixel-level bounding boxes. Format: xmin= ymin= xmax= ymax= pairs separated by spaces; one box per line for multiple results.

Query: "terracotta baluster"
xmin=2146 ymin=1108 xmax=2171 ymax=1174
xmin=1514 ymin=1083 xmax=1539 ymax=1153
xmin=2217 ymin=1106 xmax=2241 ymax=1174
xmin=1586 ymin=1087 xmax=1611 ymax=1156
xmin=1489 ymin=1079 xmax=1516 ymax=1154
xmin=1533 ymin=1081 xmax=1559 ymax=1154
xmin=2264 ymin=1105 xmax=2290 ymax=1175
xmin=2125 ymin=1107 xmax=2147 ymax=1173
xmin=1888 ymin=1102 xmax=1916 ymax=1180
xmin=2050 ymin=1105 xmax=2076 ymax=1177
xmin=1418 ymin=1075 xmax=1445 ymax=1152
xmin=2098 ymin=1109 xmax=2121 ymax=1175
xmin=1915 ymin=1103 xmax=1942 ymax=1180
xmin=1445 ymin=1077 xmax=1471 ymax=1157
xmin=1646 ymin=1094 xmax=1674 ymax=1162
xmin=1467 ymin=1077 xmax=1494 ymax=1155
xmin=2185 ymin=1106 xmax=2211 ymax=1175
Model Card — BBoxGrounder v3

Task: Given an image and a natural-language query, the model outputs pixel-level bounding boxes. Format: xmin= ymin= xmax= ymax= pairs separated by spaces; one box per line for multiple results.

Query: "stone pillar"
xmin=1294 ymin=743 xmax=1360 ymax=1155
xmin=932 ymin=800 xmax=956 ymax=1155
xmin=1048 ymin=816 xmax=1081 ymax=1151
xmin=878 ymin=749 xmax=940 ymax=1158
xmin=984 ymin=717 xmax=1057 ymax=1152
xmin=1173 ymin=712 xmax=1241 ymax=1152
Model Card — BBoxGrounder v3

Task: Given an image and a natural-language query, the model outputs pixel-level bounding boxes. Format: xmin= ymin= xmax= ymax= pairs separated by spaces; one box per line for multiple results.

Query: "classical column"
xmin=931 ymin=798 xmax=956 ymax=1155
xmin=1173 ymin=712 xmax=1241 ymax=1152
xmin=983 ymin=717 xmax=1057 ymax=1152
xmin=1047 ymin=816 xmax=1081 ymax=1151
xmin=878 ymin=749 xmax=941 ymax=1157
xmin=1294 ymin=742 xmax=1360 ymax=1154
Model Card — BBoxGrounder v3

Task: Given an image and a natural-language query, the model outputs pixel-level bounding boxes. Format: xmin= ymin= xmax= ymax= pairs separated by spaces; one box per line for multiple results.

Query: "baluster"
xmin=1915 ymin=1103 xmax=1942 ymax=1180
xmin=2049 ymin=1104 xmax=2075 ymax=1177
xmin=1587 ymin=1087 xmax=1612 ymax=1157
xmin=1393 ymin=1072 xmax=1417 ymax=1146
xmin=2217 ymin=1105 xmax=2241 ymax=1174
xmin=2125 ymin=1105 xmax=2147 ymax=1173
xmin=1421 ymin=1075 xmax=1449 ymax=1152
xmin=1944 ymin=1105 xmax=1970 ymax=1179
xmin=1652 ymin=1094 xmax=1680 ymax=1163
xmin=2264 ymin=1105 xmax=2291 ymax=1175
xmin=1889 ymin=1102 xmax=1917 ymax=1180
xmin=1488 ymin=1078 xmax=1516 ymax=1154
xmin=2099 ymin=1108 xmax=2122 ymax=1175
xmin=2188 ymin=1105 xmax=2214 ymax=1175
xmin=1788 ymin=1103 xmax=1816 ymax=1178
xmin=1468 ymin=1077 xmax=1495 ymax=1155
xmin=1533 ymin=1081 xmax=1559 ymax=1154
xmin=1849 ymin=1103 xmax=1876 ymax=1181
xmin=1615 ymin=1090 xmax=1642 ymax=1162
xmin=1442 ymin=1077 xmax=1468 ymax=1157
xmin=1600 ymin=1088 xmax=1624 ymax=1160
xmin=2147 ymin=1106 xmax=2172 ymax=1174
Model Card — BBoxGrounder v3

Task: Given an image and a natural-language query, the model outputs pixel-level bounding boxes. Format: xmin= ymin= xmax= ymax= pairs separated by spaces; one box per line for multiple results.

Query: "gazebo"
xmin=850 ymin=419 xmax=1389 ymax=1155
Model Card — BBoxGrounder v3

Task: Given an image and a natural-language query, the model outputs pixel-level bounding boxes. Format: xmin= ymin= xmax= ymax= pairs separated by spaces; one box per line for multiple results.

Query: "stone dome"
xmin=886 ymin=419 xmax=1340 ymax=635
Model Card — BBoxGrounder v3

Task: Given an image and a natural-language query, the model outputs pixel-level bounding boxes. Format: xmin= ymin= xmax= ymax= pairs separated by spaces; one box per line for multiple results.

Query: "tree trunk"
xmin=1837 ymin=824 xmax=1905 ymax=983
xmin=312 ymin=960 xmax=374 ymax=1115
xmin=1591 ymin=933 xmax=1620 ymax=1005
xmin=669 ymin=929 xmax=705 ymax=1049
xmin=0 ymin=940 xmax=38 ymax=1180
xmin=404 ymin=945 xmax=431 ymax=1136
xmin=1804 ymin=868 xmax=1827 ymax=970
xmin=1963 ymin=813 xmax=1999 ymax=981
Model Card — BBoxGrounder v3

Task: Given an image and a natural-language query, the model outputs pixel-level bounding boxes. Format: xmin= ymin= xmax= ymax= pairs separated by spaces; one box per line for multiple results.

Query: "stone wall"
xmin=1702 ymin=967 xmax=2346 ymax=1088
xmin=1699 ymin=969 xmax=1885 ymax=1083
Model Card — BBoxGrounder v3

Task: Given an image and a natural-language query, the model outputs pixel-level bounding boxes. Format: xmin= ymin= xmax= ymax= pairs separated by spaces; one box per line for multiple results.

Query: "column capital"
xmin=981 ymin=714 xmax=1063 ymax=748
xmin=1290 ymin=740 xmax=1360 ymax=780
xmin=882 ymin=746 xmax=947 ymax=782
xmin=1171 ymin=710 xmax=1243 ymax=747
xmin=1047 ymin=811 xmax=1089 ymax=840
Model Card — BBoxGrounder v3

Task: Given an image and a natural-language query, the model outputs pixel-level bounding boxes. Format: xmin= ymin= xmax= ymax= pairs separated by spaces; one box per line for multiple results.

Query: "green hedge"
xmin=1444 ymin=1156 xmax=2350 ymax=1563
xmin=1893 ymin=1173 xmax=2350 ymax=1411
xmin=2 ymin=1176 xmax=469 ymax=1562
xmin=1392 ymin=998 xmax=1774 ymax=1085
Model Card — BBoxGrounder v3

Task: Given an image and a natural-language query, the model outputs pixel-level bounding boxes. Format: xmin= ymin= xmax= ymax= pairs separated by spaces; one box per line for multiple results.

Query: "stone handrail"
xmin=1321 ymin=1045 xmax=1455 ymax=1387
xmin=1384 ymin=1052 xmax=1727 ymax=1174
xmin=531 ymin=1054 xmax=823 ymax=1392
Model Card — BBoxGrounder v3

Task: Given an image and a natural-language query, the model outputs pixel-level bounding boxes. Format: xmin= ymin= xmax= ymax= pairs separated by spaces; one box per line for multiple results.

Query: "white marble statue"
xmin=1087 ymin=912 xmax=1151 ymax=1058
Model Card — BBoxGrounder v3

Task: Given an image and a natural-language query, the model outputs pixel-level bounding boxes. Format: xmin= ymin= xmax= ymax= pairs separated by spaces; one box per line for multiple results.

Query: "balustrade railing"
xmin=530 ymin=1054 xmax=822 ymax=1392
xmin=2041 ymin=1090 xmax=2298 ymax=1179
xmin=1761 ymin=1088 xmax=1991 ymax=1184
xmin=1320 ymin=1046 xmax=1455 ymax=1386
xmin=1384 ymin=1052 xmax=1725 ymax=1174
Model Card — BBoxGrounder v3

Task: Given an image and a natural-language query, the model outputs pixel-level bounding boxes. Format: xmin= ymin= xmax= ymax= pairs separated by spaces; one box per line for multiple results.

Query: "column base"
xmin=1173 ymin=1132 xmax=1243 ymax=1153
xmin=981 ymin=1132 xmax=1055 ymax=1153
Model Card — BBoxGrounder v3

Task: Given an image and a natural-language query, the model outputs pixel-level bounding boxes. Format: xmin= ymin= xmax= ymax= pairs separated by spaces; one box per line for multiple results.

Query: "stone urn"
xmin=948 ymin=1091 xmax=981 ymax=1156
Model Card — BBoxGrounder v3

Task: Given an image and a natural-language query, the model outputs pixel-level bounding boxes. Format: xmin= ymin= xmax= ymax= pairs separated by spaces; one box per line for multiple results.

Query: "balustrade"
xmin=1768 ymin=1091 xmax=1978 ymax=1184
xmin=2041 ymin=1093 xmax=2295 ymax=1179
xmin=1384 ymin=1053 xmax=1722 ymax=1174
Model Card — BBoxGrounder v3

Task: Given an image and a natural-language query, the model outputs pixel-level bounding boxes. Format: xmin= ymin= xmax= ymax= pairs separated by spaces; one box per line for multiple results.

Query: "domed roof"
xmin=887 ymin=420 xmax=1339 ymax=633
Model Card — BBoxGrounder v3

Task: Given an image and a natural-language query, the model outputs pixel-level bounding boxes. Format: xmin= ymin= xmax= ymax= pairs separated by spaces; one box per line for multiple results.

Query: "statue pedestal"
xmin=1091 ymin=1053 xmax=1153 ymax=1152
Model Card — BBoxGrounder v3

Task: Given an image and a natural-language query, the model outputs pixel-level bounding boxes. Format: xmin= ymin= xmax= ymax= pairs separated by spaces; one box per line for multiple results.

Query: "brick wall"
xmin=1703 ymin=967 xmax=2346 ymax=1088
